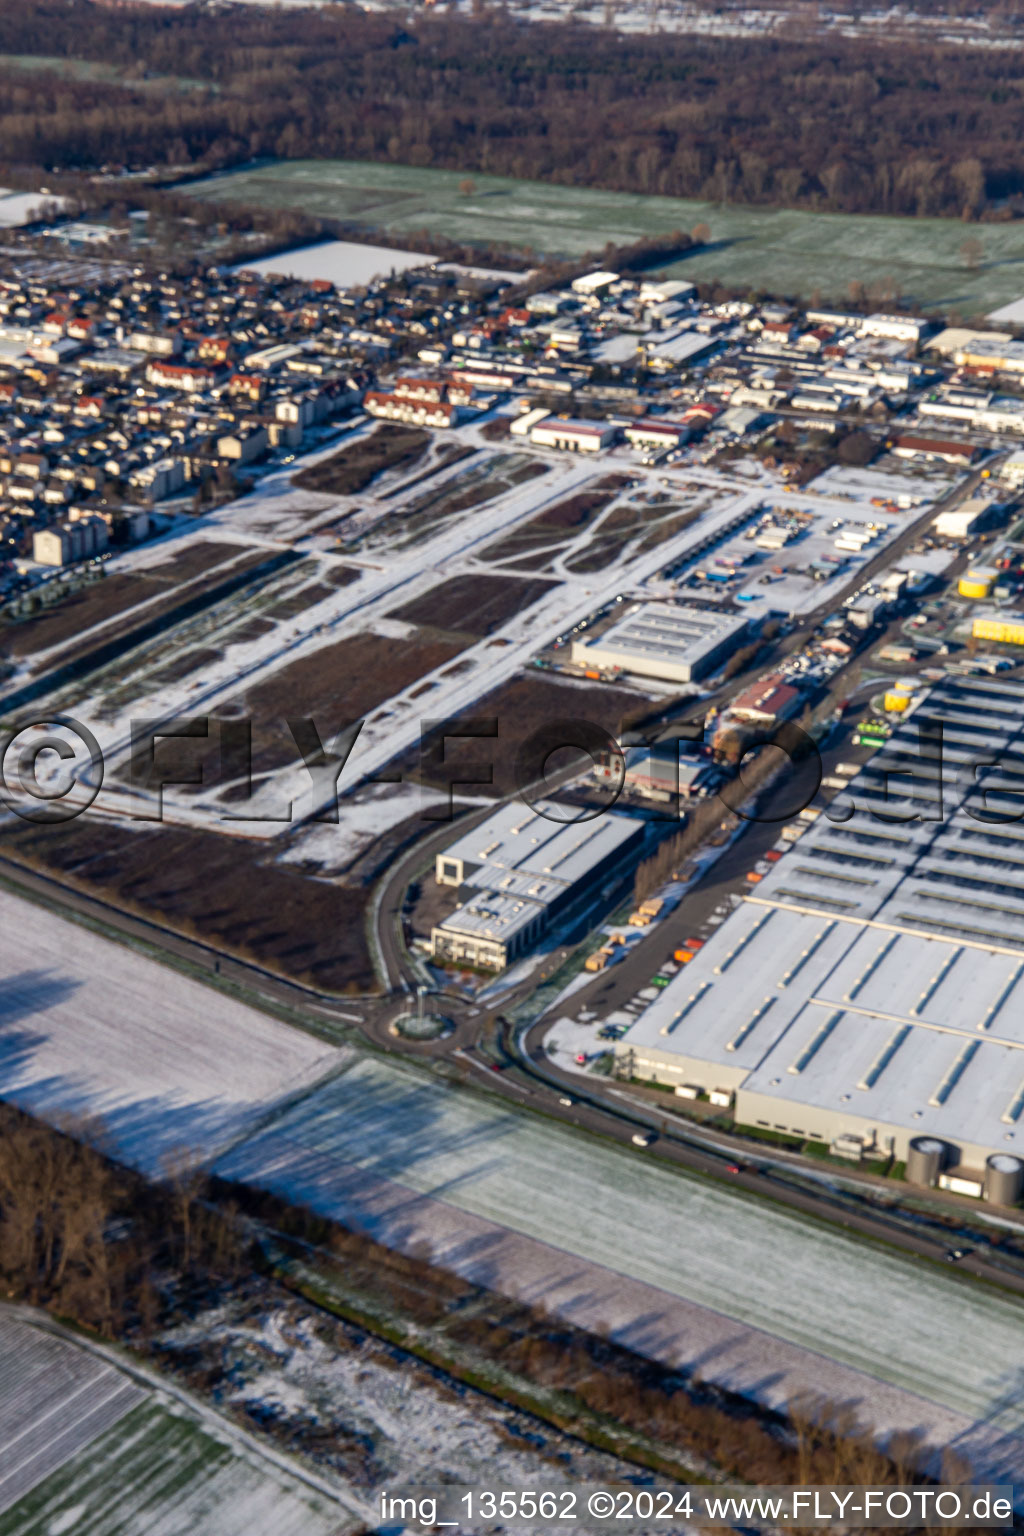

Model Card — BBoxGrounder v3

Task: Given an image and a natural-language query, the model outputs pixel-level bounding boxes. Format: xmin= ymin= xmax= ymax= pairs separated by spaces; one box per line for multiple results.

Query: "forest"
xmin=0 ymin=0 xmax=1020 ymax=220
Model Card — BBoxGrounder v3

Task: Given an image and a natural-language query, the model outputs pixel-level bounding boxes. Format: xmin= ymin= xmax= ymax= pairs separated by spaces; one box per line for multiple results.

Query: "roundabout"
xmin=390 ymin=986 xmax=455 ymax=1040
xmin=390 ymin=1010 xmax=454 ymax=1040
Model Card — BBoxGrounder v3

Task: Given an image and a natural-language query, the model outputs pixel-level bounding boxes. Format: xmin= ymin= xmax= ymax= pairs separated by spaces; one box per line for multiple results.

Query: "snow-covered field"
xmin=0 ymin=887 xmax=345 ymax=1176
xmin=233 ymin=238 xmax=434 ymax=288
xmin=0 ymin=190 xmax=65 ymax=228
xmin=217 ymin=1055 xmax=1024 ymax=1476
xmin=0 ymin=1313 xmax=360 ymax=1536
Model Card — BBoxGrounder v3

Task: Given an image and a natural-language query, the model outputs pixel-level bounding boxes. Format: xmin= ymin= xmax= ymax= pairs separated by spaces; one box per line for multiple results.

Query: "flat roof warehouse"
xmin=617 ymin=676 xmax=1024 ymax=1197
xmin=572 ymin=600 xmax=750 ymax=684
xmin=433 ymin=801 xmax=644 ymax=972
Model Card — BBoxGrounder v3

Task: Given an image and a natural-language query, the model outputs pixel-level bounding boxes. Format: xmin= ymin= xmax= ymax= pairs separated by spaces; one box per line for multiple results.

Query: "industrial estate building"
xmin=432 ymin=800 xmax=644 ymax=972
xmin=529 ymin=416 xmax=619 ymax=453
xmin=616 ymin=676 xmax=1024 ymax=1200
xmin=571 ymin=600 xmax=749 ymax=684
xmin=972 ymin=611 xmax=1024 ymax=648
xmin=933 ymin=496 xmax=1008 ymax=540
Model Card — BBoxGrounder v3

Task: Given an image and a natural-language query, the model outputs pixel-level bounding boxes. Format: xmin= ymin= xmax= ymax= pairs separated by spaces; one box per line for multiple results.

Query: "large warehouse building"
xmin=432 ymin=800 xmax=644 ymax=972
xmin=571 ymin=601 xmax=749 ymax=685
xmin=616 ymin=675 xmax=1024 ymax=1199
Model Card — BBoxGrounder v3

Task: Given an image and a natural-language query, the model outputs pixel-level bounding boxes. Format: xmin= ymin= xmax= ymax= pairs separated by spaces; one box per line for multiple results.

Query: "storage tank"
xmin=884 ymin=688 xmax=911 ymax=714
xmin=906 ymin=1136 xmax=945 ymax=1187
xmin=959 ymin=569 xmax=996 ymax=600
xmin=984 ymin=1153 xmax=1024 ymax=1206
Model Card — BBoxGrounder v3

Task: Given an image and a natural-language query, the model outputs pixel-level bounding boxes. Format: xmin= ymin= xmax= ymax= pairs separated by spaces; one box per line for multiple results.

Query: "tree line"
xmin=0 ymin=3 xmax=1022 ymax=219
xmin=0 ymin=1101 xmax=247 ymax=1337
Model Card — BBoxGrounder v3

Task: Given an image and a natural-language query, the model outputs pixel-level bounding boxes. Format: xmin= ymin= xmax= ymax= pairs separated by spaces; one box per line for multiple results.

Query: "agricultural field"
xmin=179 ymin=158 xmax=1024 ymax=316
xmin=0 ymin=1312 xmax=145 ymax=1517
xmin=0 ymin=886 xmax=346 ymax=1174
xmin=0 ymin=1315 xmax=358 ymax=1536
xmin=216 ymin=1055 xmax=1024 ymax=1479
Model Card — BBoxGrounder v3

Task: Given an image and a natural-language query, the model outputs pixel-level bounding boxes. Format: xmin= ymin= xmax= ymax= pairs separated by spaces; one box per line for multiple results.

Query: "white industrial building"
xmin=858 ymin=313 xmax=930 ymax=346
xmin=571 ymin=601 xmax=750 ymax=685
xmin=919 ymin=393 xmax=1024 ymax=436
xmin=933 ymin=497 xmax=1006 ymax=540
xmin=615 ymin=676 xmax=1024 ymax=1200
xmin=623 ymin=419 xmax=689 ymax=449
xmin=570 ymin=270 xmax=619 ymax=297
xmin=432 ymin=800 xmax=644 ymax=972
xmin=530 ymin=417 xmax=619 ymax=453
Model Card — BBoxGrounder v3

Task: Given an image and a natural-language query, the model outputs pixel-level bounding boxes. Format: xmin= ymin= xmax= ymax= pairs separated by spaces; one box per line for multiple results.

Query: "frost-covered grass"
xmin=217 ymin=1056 xmax=1024 ymax=1466
xmin=0 ymin=1313 xmax=357 ymax=1536
xmin=0 ymin=887 xmax=345 ymax=1176
xmin=181 ymin=158 xmax=1024 ymax=315
xmin=0 ymin=1399 xmax=349 ymax=1536
xmin=0 ymin=1315 xmax=144 ymax=1517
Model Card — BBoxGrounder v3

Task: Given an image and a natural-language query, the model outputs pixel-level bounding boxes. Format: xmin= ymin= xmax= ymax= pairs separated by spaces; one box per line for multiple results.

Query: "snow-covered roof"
xmin=623 ymin=675 xmax=1024 ymax=1160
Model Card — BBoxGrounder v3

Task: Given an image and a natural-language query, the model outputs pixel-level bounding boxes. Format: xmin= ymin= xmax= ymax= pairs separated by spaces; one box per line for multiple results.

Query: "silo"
xmin=906 ymin=1136 xmax=945 ymax=1187
xmin=984 ymin=1154 xmax=1024 ymax=1206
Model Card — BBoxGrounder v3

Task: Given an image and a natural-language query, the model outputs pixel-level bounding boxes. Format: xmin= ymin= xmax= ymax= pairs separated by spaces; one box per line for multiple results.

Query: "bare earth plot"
xmin=292 ymin=422 xmax=429 ymax=497
xmin=0 ymin=539 xmax=267 ymax=674
xmin=0 ymin=886 xmax=345 ymax=1175
xmin=386 ymin=573 xmax=556 ymax=637
xmin=216 ymin=1055 xmax=1024 ymax=1480
xmin=1 ymin=812 xmax=379 ymax=990
xmin=0 ymin=1314 xmax=356 ymax=1536
xmin=235 ymin=629 xmax=469 ymax=773
xmin=179 ymin=158 xmax=1024 ymax=316
xmin=403 ymin=670 xmax=651 ymax=797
